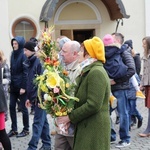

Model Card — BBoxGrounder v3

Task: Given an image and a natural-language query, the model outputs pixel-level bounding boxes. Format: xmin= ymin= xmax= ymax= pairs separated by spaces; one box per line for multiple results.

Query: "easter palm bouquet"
xmin=35 ymin=27 xmax=79 ymax=120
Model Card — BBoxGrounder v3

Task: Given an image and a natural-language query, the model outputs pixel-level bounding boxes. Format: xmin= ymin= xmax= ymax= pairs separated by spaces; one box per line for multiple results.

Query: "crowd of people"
xmin=0 ymin=32 xmax=150 ymax=150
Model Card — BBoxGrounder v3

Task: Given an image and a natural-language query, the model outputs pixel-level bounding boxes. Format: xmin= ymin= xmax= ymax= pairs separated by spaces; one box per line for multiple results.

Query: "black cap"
xmin=24 ymin=41 xmax=36 ymax=52
xmin=124 ymin=40 xmax=133 ymax=49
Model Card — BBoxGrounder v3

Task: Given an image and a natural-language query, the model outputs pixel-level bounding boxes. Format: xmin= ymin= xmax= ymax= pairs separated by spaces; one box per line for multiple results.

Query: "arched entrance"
xmin=40 ymin=0 xmax=130 ymax=41
xmin=54 ymin=0 xmax=101 ymax=42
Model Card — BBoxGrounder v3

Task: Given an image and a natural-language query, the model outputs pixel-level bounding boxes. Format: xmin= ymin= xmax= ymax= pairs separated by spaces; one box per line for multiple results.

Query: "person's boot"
xmin=132 ymin=115 xmax=137 ymax=124
xmin=137 ymin=117 xmax=143 ymax=128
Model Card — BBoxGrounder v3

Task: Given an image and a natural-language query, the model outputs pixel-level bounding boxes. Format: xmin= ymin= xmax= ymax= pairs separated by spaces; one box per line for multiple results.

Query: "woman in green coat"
xmin=57 ymin=37 xmax=111 ymax=150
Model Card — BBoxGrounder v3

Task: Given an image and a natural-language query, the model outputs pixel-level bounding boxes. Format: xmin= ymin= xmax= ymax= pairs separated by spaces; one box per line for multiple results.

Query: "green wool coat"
xmin=69 ymin=61 xmax=111 ymax=150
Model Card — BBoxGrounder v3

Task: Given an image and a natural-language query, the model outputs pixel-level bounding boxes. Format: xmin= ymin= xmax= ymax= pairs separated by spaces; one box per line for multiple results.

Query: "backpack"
xmin=104 ymin=52 xmax=128 ymax=79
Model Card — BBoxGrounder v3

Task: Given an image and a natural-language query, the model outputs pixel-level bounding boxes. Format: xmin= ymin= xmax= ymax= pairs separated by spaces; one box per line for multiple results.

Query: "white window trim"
xmin=10 ymin=14 xmax=40 ymax=39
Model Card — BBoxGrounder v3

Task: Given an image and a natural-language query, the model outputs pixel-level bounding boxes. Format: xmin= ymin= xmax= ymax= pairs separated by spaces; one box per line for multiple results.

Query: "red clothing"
xmin=145 ymin=86 xmax=150 ymax=108
xmin=0 ymin=112 xmax=5 ymax=130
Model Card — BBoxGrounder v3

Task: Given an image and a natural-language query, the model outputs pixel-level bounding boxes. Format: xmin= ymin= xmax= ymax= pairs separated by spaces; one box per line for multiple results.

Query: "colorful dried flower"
xmin=35 ymin=26 xmax=79 ymax=117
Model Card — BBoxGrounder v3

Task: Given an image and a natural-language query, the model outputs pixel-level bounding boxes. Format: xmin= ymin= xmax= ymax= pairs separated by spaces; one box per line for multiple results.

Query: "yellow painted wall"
xmin=0 ymin=0 xmax=148 ymax=64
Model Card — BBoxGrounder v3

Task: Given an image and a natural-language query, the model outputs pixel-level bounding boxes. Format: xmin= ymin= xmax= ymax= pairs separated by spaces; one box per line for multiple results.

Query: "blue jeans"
xmin=129 ymin=99 xmax=142 ymax=121
xmin=112 ymin=90 xmax=130 ymax=143
xmin=9 ymin=92 xmax=29 ymax=131
xmin=110 ymin=117 xmax=116 ymax=141
xmin=27 ymin=104 xmax=51 ymax=150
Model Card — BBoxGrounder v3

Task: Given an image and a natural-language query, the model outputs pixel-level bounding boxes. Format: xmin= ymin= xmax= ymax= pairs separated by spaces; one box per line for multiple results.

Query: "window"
xmin=12 ymin=18 xmax=37 ymax=41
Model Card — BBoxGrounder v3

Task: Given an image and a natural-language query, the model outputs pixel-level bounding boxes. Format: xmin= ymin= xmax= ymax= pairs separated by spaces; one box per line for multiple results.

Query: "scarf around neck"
xmin=80 ymin=57 xmax=97 ymax=70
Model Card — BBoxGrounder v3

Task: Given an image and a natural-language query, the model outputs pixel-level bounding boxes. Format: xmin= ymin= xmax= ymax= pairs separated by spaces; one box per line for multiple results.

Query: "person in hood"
xmin=8 ymin=36 xmax=29 ymax=138
xmin=124 ymin=40 xmax=143 ymax=126
xmin=124 ymin=40 xmax=141 ymax=76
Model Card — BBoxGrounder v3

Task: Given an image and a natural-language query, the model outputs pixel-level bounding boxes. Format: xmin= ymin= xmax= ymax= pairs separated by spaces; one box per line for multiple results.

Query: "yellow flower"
xmin=46 ymin=72 xmax=60 ymax=88
xmin=56 ymin=111 xmax=63 ymax=116
xmin=36 ymin=75 xmax=44 ymax=81
xmin=66 ymin=83 xmax=70 ymax=88
xmin=40 ymin=84 xmax=48 ymax=93
xmin=62 ymin=112 xmax=67 ymax=116
xmin=36 ymin=26 xmax=79 ymax=118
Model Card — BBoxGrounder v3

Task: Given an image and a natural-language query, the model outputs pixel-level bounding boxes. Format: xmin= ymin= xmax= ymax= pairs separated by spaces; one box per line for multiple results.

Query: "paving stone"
xmin=4 ymin=100 xmax=150 ymax=150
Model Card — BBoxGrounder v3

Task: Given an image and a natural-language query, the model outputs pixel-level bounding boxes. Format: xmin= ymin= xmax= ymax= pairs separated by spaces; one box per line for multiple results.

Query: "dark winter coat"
xmin=133 ymin=53 xmax=141 ymax=76
xmin=23 ymin=55 xmax=42 ymax=102
xmin=104 ymin=45 xmax=128 ymax=79
xmin=111 ymin=44 xmax=135 ymax=91
xmin=69 ymin=61 xmax=110 ymax=150
xmin=10 ymin=36 xmax=28 ymax=92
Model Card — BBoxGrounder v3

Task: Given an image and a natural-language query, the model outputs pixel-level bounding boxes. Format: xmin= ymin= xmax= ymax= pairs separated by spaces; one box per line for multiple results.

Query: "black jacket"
xmin=23 ymin=55 xmax=42 ymax=102
xmin=111 ymin=44 xmax=135 ymax=91
xmin=133 ymin=53 xmax=141 ymax=76
xmin=10 ymin=36 xmax=28 ymax=92
xmin=104 ymin=45 xmax=128 ymax=79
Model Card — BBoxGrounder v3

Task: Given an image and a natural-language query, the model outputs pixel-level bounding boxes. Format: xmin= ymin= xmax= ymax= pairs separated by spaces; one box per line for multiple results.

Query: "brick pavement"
xmin=110 ymin=99 xmax=150 ymax=150
xmin=4 ymin=99 xmax=150 ymax=150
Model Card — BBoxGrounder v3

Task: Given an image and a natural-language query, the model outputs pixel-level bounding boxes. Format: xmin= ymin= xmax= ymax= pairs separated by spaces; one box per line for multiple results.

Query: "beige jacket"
xmin=141 ymin=55 xmax=150 ymax=86
xmin=65 ymin=60 xmax=81 ymax=84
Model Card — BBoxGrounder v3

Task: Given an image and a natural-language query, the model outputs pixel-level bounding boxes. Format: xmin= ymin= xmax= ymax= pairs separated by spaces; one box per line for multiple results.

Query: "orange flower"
xmin=63 ymin=70 xmax=69 ymax=76
xmin=53 ymin=61 xmax=59 ymax=66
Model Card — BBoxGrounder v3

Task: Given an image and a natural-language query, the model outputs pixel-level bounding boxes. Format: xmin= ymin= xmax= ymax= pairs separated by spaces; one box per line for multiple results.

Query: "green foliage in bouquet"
xmin=35 ymin=26 xmax=79 ymax=117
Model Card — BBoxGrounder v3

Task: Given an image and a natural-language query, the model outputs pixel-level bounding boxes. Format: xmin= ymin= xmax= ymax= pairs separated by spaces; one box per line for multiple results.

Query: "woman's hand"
xmin=56 ymin=116 xmax=71 ymax=134
xmin=25 ymin=100 xmax=31 ymax=108
xmin=140 ymin=85 xmax=145 ymax=91
xmin=110 ymin=79 xmax=116 ymax=85
xmin=57 ymin=115 xmax=70 ymax=124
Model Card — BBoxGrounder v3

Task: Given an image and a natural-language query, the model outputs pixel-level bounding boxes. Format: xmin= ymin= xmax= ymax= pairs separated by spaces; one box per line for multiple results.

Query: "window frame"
xmin=12 ymin=18 xmax=37 ymax=38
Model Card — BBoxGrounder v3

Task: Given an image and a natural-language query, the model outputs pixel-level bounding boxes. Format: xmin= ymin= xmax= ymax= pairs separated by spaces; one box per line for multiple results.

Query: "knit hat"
xmin=124 ymin=40 xmax=133 ymax=49
xmin=102 ymin=34 xmax=114 ymax=46
xmin=83 ymin=36 xmax=105 ymax=63
xmin=24 ymin=41 xmax=36 ymax=52
xmin=30 ymin=37 xmax=38 ymax=43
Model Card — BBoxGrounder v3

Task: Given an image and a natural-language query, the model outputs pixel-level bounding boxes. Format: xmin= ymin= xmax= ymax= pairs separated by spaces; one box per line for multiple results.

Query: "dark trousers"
xmin=9 ymin=92 xmax=29 ymax=131
xmin=27 ymin=104 xmax=51 ymax=150
xmin=129 ymin=99 xmax=142 ymax=121
xmin=55 ymin=134 xmax=74 ymax=150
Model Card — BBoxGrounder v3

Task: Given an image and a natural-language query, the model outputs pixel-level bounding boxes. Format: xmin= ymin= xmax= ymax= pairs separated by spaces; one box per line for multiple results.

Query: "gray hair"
xmin=70 ymin=41 xmax=80 ymax=53
xmin=59 ymin=37 xmax=71 ymax=49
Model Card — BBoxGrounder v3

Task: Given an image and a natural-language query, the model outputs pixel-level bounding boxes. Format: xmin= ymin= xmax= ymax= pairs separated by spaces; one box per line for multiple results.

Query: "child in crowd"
xmin=103 ymin=34 xmax=145 ymax=108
